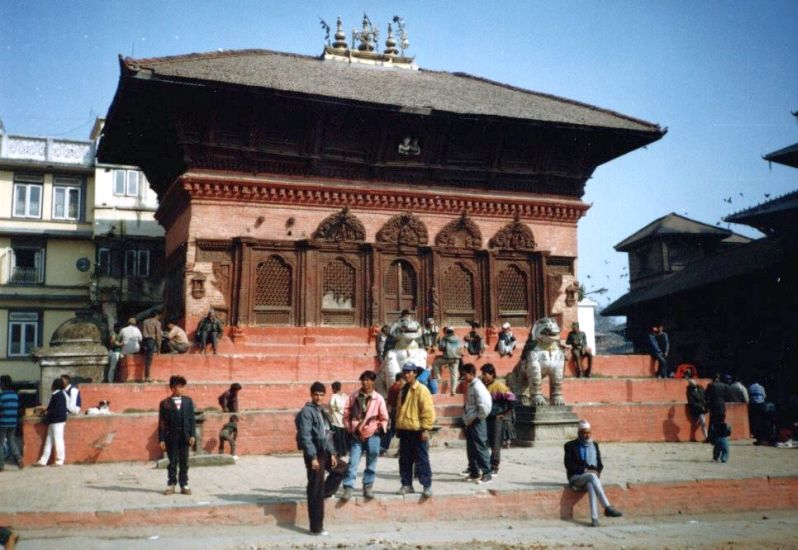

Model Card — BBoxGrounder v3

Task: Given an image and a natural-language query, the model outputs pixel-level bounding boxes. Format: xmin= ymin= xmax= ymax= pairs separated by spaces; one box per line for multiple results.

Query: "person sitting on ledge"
xmin=196 ymin=309 xmax=223 ymax=355
xmin=563 ymin=419 xmax=623 ymax=527
xmin=164 ymin=321 xmax=190 ymax=354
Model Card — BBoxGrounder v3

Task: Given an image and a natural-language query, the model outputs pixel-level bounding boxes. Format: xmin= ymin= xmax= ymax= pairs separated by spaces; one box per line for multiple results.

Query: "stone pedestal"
xmin=514 ymin=405 xmax=579 ymax=447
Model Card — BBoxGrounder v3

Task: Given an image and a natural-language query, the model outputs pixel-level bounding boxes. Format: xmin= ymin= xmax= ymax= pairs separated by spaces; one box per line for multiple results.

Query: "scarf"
xmin=578 ymin=439 xmax=597 ymax=468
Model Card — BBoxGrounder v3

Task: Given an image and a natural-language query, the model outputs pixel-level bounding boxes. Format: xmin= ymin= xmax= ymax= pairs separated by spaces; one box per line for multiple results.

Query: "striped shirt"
xmin=0 ymin=390 xmax=20 ymax=428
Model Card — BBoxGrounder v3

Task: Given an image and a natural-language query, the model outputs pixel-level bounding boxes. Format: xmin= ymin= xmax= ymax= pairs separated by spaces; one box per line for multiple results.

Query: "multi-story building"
xmin=89 ymin=119 xmax=164 ymax=330
xmin=0 ymin=120 xmax=96 ymax=382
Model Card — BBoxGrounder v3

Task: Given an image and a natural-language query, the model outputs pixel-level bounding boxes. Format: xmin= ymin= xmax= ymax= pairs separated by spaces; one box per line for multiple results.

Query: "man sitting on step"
xmin=563 ymin=419 xmax=623 ymax=527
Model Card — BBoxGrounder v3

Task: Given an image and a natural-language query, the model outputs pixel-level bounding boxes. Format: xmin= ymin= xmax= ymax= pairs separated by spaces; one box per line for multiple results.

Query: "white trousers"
xmin=38 ymin=421 xmax=66 ymax=465
xmin=570 ymin=472 xmax=610 ymax=519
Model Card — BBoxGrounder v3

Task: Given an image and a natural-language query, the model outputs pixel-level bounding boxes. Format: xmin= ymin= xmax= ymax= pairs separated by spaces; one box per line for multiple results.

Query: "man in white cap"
xmin=563 ymin=419 xmax=623 ymax=526
xmin=496 ymin=322 xmax=517 ymax=357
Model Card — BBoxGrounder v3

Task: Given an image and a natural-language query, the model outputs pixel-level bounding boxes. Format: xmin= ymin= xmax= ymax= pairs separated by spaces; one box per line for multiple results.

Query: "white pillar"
xmin=577 ymin=298 xmax=598 ymax=353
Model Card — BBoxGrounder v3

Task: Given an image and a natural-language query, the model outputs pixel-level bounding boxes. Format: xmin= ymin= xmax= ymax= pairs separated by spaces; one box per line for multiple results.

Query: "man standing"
xmin=646 ymin=326 xmax=668 ymax=378
xmin=480 ymin=364 xmax=516 ymax=475
xmin=164 ymin=321 xmax=190 ymax=354
xmin=0 ymin=375 xmax=23 ymax=470
xmin=395 ymin=362 xmax=436 ymax=498
xmin=196 ymin=309 xmax=223 ymax=355
xmin=35 ymin=378 xmax=67 ymax=466
xmin=436 ymin=327 xmax=462 ymax=396
xmin=158 ymin=375 xmax=196 ymax=495
xmin=566 ymin=322 xmax=593 ymax=378
xmin=564 ymin=420 xmax=623 ymax=526
xmin=61 ymin=374 xmax=81 ymax=415
xmin=340 ymin=370 xmax=389 ymax=501
xmin=461 ymin=363 xmax=493 ymax=484
xmin=141 ymin=311 xmax=163 ymax=382
xmin=295 ymin=382 xmax=346 ymax=536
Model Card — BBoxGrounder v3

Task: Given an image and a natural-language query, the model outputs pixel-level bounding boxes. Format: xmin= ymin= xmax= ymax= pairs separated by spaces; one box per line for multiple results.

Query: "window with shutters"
xmin=253 ymin=255 xmax=293 ymax=325
xmin=441 ymin=263 xmax=475 ymax=326
xmin=383 ymin=260 xmax=417 ymax=323
xmin=321 ymin=257 xmax=356 ymax=325
xmin=497 ymin=264 xmax=529 ymax=326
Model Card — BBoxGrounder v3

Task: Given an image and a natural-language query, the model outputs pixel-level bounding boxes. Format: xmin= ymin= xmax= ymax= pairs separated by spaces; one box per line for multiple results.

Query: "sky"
xmin=1 ymin=1 xmax=796 ymax=310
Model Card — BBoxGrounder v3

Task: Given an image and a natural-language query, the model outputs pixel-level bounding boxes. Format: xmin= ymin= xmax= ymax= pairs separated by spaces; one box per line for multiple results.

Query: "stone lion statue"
xmin=377 ymin=315 xmax=427 ymax=396
xmin=506 ymin=317 xmax=566 ymax=406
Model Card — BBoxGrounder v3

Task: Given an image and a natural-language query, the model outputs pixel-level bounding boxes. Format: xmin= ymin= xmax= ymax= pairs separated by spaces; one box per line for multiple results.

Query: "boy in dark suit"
xmin=159 ymin=375 xmax=196 ymax=495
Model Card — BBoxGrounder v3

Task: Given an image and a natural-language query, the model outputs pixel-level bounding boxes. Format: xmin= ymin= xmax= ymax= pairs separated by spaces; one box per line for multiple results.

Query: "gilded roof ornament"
xmin=353 ymin=13 xmax=378 ymax=52
xmin=333 ymin=17 xmax=347 ymax=50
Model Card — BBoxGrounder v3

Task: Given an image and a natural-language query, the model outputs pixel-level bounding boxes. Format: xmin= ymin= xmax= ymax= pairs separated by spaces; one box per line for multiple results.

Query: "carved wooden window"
xmin=498 ymin=264 xmax=529 ymax=326
xmin=322 ymin=257 xmax=356 ymax=325
xmin=253 ymin=255 xmax=292 ymax=325
xmin=383 ymin=260 xmax=417 ymax=322
xmin=441 ymin=263 xmax=475 ymax=326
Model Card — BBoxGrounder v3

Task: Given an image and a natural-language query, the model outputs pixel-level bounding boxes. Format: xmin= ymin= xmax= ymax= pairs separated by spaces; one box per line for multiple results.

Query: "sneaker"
xmin=421 ymin=486 xmax=433 ymax=498
xmin=491 ymin=468 xmax=499 ymax=476
xmin=17 ymin=459 xmax=24 ymax=469
xmin=468 ymin=475 xmax=481 ymax=483
xmin=604 ymin=506 xmax=622 ymax=518
xmin=340 ymin=486 xmax=353 ymax=501
xmin=232 ymin=455 xmax=240 ymax=461
xmin=398 ymin=485 xmax=415 ymax=495
xmin=479 ymin=473 xmax=493 ymax=484
xmin=164 ymin=485 xmax=175 ymax=495
xmin=460 ymin=468 xmax=472 ymax=477
xmin=181 ymin=486 xmax=192 ymax=495
xmin=591 ymin=518 xmax=600 ymax=527
xmin=363 ymin=485 xmax=374 ymax=500
xmin=310 ymin=530 xmax=329 ymax=536
xmin=33 ymin=462 xmax=45 ymax=467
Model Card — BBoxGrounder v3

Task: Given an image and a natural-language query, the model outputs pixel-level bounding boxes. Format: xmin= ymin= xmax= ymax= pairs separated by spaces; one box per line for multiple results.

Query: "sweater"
xmin=463 ymin=377 xmax=492 ymax=426
xmin=0 ymin=390 xmax=20 ymax=428
xmin=45 ymin=390 xmax=68 ymax=425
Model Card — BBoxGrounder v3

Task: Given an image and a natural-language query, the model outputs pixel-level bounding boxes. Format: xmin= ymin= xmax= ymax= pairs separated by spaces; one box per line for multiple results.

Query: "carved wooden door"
xmin=383 ymin=259 xmax=417 ymax=324
xmin=496 ymin=261 xmax=531 ymax=327
xmin=440 ymin=260 xmax=479 ymax=326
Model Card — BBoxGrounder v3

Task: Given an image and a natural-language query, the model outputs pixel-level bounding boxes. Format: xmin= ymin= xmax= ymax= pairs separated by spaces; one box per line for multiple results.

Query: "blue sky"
xmin=1 ymin=1 xmax=796 ymax=309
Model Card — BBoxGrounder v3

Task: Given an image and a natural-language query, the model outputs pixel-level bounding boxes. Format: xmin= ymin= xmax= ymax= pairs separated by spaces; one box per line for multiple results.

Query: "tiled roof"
xmin=603 ymin=233 xmax=788 ymax=316
xmin=763 ymin=142 xmax=798 ymax=168
xmin=121 ymin=49 xmax=663 ymax=133
xmin=724 ymin=189 xmax=798 ymax=224
xmin=614 ymin=212 xmax=731 ymax=251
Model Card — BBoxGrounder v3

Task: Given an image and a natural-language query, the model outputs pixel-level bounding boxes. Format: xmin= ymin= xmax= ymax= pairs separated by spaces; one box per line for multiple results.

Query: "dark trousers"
xmin=572 ymin=348 xmax=593 ymax=377
xmin=0 ymin=526 xmax=13 ymax=545
xmin=652 ymin=353 xmax=668 ymax=378
xmin=143 ymin=337 xmax=157 ymax=379
xmin=381 ymin=414 xmax=396 ymax=453
xmin=200 ymin=331 xmax=218 ymax=353
xmin=465 ymin=418 xmax=491 ymax=477
xmin=304 ymin=452 xmax=346 ymax=534
xmin=166 ymin=439 xmax=190 ymax=487
xmin=485 ymin=415 xmax=503 ymax=469
xmin=398 ymin=430 xmax=432 ymax=489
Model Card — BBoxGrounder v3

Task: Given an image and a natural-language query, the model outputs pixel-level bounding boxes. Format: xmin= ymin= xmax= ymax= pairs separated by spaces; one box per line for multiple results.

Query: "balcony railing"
xmin=0 ymin=134 xmax=94 ymax=166
xmin=9 ymin=266 xmax=43 ymax=285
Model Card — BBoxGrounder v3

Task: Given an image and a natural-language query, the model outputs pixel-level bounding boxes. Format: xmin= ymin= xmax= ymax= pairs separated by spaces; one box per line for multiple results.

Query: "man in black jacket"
xmin=158 ymin=375 xmax=196 ymax=495
xmin=295 ymin=381 xmax=346 ymax=536
xmin=564 ymin=420 xmax=622 ymax=526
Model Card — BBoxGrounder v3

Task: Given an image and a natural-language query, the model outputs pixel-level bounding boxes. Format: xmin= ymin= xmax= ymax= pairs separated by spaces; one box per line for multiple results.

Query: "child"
xmin=218 ymin=414 xmax=239 ymax=460
xmin=218 ymin=383 xmax=242 ymax=412
xmin=710 ymin=418 xmax=731 ymax=463
xmin=464 ymin=321 xmax=486 ymax=357
xmin=421 ymin=318 xmax=440 ymax=352
xmin=158 ymin=375 xmax=196 ymax=495
xmin=496 ymin=322 xmax=517 ymax=357
xmin=376 ymin=325 xmax=391 ymax=360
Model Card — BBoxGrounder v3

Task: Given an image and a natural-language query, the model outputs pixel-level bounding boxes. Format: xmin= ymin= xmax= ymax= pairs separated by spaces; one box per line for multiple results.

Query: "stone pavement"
xmin=1 ymin=441 xmax=797 ymax=518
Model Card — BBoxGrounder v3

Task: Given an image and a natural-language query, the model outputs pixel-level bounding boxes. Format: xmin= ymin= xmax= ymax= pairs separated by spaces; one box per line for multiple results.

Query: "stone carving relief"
xmin=434 ymin=211 xmax=482 ymax=249
xmin=376 ymin=212 xmax=429 ymax=246
xmin=489 ymin=215 xmax=536 ymax=250
xmin=314 ymin=207 xmax=366 ymax=242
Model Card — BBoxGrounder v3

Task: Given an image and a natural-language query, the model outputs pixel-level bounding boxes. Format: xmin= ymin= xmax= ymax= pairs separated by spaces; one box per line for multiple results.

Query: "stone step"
xmin=22 ymin=403 xmax=750 ymax=465
xmin=81 ymin=376 xmax=703 ymax=414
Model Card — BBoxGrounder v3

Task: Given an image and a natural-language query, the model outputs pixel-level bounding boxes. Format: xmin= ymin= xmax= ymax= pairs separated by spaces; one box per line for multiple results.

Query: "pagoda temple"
xmin=98 ymin=17 xmax=665 ymax=333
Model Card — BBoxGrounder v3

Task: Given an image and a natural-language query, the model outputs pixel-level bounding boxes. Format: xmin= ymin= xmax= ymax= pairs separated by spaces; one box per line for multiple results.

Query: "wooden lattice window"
xmin=253 ymin=255 xmax=292 ymax=325
xmin=384 ymin=260 xmax=417 ymax=321
xmin=498 ymin=264 xmax=529 ymax=326
xmin=441 ymin=263 xmax=475 ymax=326
xmin=322 ymin=257 xmax=356 ymax=325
